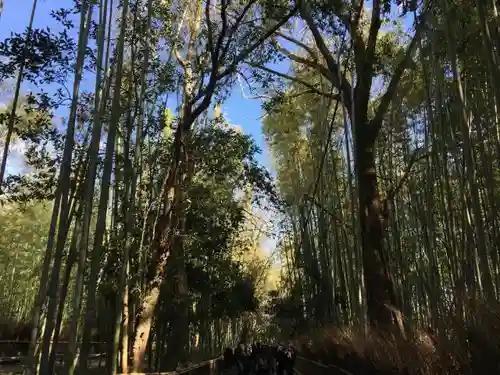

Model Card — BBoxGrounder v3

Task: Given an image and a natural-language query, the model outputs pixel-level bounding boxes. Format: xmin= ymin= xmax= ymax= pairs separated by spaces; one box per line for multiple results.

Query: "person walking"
xmin=235 ymin=343 xmax=251 ymax=375
xmin=284 ymin=344 xmax=296 ymax=375
xmin=268 ymin=345 xmax=277 ymax=375
xmin=254 ymin=345 xmax=270 ymax=375
xmin=223 ymin=348 xmax=239 ymax=375
xmin=275 ymin=345 xmax=286 ymax=375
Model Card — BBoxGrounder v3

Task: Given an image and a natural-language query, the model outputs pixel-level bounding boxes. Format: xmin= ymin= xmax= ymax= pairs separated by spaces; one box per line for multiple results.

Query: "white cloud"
xmin=10 ymin=139 xmax=27 ymax=155
xmin=4 ymin=139 xmax=29 ymax=175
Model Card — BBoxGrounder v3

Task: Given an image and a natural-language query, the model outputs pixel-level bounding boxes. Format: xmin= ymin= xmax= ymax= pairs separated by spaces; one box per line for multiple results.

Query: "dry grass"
xmin=293 ymin=300 xmax=500 ymax=375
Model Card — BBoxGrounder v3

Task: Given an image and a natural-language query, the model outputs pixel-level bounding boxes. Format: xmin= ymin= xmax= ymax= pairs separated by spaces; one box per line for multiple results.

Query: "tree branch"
xmin=304 ymin=194 xmax=353 ymax=231
xmin=219 ymin=5 xmax=298 ymax=79
xmin=385 ymin=149 xmax=430 ymax=202
xmin=174 ymin=49 xmax=187 ymax=68
xmin=298 ymin=0 xmax=352 ymax=114
xmin=369 ymin=7 xmax=430 ymax=141
xmin=351 ymin=0 xmax=366 ymax=31
xmin=205 ymin=0 xmax=215 ymax=61
xmin=366 ymin=0 xmax=382 ymax=69
xmin=275 ymin=31 xmax=318 ymax=59
xmin=272 ymin=41 xmax=336 ymax=83
xmin=238 ymin=69 xmax=331 ymax=101
xmin=352 ymin=0 xmax=381 ymax=127
xmin=249 ymin=63 xmax=341 ymax=100
xmin=190 ymin=4 xmax=298 ymax=109
xmin=219 ymin=0 xmax=256 ymax=60
xmin=237 ymin=70 xmax=273 ymax=100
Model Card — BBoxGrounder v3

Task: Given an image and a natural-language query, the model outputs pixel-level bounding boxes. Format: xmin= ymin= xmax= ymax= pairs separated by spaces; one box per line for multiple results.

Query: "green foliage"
xmin=183 ymin=122 xmax=275 ymax=322
xmin=162 ymin=107 xmax=174 ymax=139
xmin=0 ymin=27 xmax=75 ymax=85
xmin=267 ymin=287 xmax=306 ymax=337
xmin=0 ymin=201 xmax=52 ymax=322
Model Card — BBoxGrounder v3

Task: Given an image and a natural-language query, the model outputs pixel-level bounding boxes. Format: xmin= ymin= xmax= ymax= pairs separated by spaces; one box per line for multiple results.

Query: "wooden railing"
xmin=0 ymin=341 xmax=222 ymax=375
xmin=0 ymin=340 xmax=105 ymax=367
xmin=0 ymin=342 xmax=361 ymax=375
xmin=116 ymin=357 xmax=223 ymax=375
xmin=295 ymin=356 xmax=354 ymax=375
xmin=0 ymin=340 xmax=105 ymax=356
xmin=1 ymin=344 xmax=347 ymax=375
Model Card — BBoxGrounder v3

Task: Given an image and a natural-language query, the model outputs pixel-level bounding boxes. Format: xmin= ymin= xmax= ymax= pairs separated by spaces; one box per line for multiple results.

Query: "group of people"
xmin=222 ymin=342 xmax=296 ymax=375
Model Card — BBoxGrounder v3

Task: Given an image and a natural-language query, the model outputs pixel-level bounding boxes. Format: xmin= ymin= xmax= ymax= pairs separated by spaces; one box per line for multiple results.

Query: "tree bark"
xmin=355 ymin=129 xmax=402 ymax=332
xmin=131 ymin=128 xmax=184 ymax=372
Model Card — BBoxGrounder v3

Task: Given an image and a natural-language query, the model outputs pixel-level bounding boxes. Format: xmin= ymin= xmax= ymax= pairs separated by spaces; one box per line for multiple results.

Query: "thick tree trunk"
xmin=131 ymin=213 xmax=175 ymax=372
xmin=120 ymin=267 xmax=129 ymax=373
xmin=132 ymin=129 xmax=184 ymax=372
xmin=131 ymin=287 xmax=160 ymax=372
xmin=355 ymin=132 xmax=403 ymax=332
xmin=164 ymin=129 xmax=191 ymax=370
xmin=165 ymin=253 xmax=190 ymax=369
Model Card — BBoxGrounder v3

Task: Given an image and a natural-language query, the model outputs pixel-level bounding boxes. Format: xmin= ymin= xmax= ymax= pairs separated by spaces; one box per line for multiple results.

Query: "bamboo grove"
xmin=1 ymin=0 xmax=500 ymax=374
xmin=0 ymin=0 xmax=293 ymax=373
xmin=265 ymin=0 xmax=500 ymax=340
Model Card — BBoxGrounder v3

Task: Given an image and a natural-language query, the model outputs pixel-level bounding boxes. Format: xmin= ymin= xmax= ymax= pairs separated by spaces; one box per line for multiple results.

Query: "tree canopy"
xmin=1 ymin=0 xmax=500 ymax=374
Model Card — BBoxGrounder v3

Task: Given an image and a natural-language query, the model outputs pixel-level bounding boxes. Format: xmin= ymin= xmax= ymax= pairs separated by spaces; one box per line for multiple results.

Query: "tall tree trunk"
xmin=38 ymin=4 xmax=93 ymax=374
xmin=355 ymin=132 xmax=402 ymax=331
xmin=78 ymin=0 xmax=128 ymax=372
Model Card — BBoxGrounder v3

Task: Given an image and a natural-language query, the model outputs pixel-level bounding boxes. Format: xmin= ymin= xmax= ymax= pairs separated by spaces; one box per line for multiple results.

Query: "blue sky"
xmin=1 ymin=0 xmax=413 ymax=172
xmin=0 ymin=0 xmax=277 ymax=172
xmin=1 ymin=0 xmax=413 ymax=253
xmin=1 ymin=0 xmax=283 ymax=252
